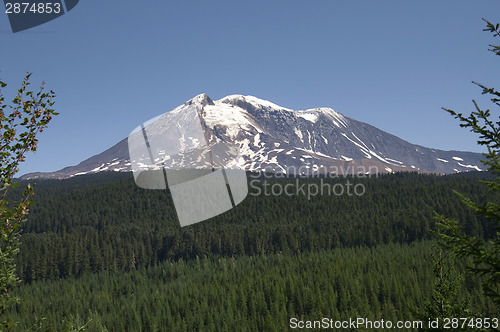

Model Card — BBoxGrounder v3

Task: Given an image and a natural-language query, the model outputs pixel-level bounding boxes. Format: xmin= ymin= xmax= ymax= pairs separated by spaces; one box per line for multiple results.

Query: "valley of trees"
xmin=12 ymin=171 xmax=494 ymax=281
xmin=4 ymin=171 xmax=498 ymax=330
xmin=7 ymin=241 xmax=497 ymax=331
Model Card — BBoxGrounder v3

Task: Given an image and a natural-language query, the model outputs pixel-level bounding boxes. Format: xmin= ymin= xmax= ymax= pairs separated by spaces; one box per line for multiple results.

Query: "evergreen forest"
xmin=5 ymin=171 xmax=499 ymax=331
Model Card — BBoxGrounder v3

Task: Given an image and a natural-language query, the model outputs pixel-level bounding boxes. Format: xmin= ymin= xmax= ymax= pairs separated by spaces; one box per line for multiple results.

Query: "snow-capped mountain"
xmin=21 ymin=93 xmax=484 ymax=180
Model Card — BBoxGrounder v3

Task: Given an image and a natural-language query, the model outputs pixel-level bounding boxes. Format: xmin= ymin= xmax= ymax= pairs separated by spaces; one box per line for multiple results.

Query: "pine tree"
xmin=436 ymin=18 xmax=500 ymax=306
xmin=416 ymin=245 xmax=470 ymax=331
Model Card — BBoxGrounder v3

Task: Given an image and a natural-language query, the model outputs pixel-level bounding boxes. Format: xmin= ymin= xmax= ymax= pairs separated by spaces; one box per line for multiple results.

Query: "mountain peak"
xmin=186 ymin=93 xmax=214 ymax=107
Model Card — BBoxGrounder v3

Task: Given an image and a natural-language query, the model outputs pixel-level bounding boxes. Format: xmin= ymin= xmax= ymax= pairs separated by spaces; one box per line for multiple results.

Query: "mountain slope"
xmin=21 ymin=94 xmax=484 ymax=179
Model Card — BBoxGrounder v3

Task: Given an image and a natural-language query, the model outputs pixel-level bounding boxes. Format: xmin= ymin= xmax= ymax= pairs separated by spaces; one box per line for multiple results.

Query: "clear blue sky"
xmin=1 ymin=0 xmax=499 ymax=176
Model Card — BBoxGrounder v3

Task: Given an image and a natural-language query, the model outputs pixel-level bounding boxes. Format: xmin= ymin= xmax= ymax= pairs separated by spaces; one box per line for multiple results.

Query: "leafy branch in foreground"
xmin=0 ymin=73 xmax=57 ymax=330
xmin=436 ymin=18 xmax=500 ymax=306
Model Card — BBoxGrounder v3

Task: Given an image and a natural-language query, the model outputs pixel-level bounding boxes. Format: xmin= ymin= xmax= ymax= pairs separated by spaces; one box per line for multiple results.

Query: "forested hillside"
xmin=14 ymin=171 xmax=493 ymax=281
xmin=8 ymin=242 xmax=497 ymax=331
xmin=6 ymin=171 xmax=498 ymax=331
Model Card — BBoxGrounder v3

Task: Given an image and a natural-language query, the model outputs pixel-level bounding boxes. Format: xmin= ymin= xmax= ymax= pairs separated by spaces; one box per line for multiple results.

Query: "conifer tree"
xmin=416 ymin=245 xmax=470 ymax=331
xmin=436 ymin=18 xmax=500 ymax=305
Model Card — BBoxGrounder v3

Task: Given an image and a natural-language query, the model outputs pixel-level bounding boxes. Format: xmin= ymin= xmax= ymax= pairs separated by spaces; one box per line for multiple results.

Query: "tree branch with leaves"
xmin=0 ymin=73 xmax=58 ymax=330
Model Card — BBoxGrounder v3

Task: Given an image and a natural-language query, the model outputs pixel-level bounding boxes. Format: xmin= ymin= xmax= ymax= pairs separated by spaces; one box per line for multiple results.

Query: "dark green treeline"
xmin=15 ymin=171 xmax=493 ymax=282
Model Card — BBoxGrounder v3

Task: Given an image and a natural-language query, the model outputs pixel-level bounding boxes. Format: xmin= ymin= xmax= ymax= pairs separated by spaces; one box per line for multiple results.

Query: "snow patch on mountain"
xmin=294 ymin=128 xmax=303 ymax=141
xmin=297 ymin=112 xmax=319 ymax=123
xmin=386 ymin=158 xmax=403 ymax=165
xmin=457 ymin=163 xmax=481 ymax=171
xmin=204 ymin=102 xmax=262 ymax=137
xmin=221 ymin=95 xmax=293 ymax=112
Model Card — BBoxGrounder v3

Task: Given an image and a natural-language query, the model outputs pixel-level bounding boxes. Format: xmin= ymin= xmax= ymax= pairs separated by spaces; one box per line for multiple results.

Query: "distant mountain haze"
xmin=21 ymin=94 xmax=484 ymax=180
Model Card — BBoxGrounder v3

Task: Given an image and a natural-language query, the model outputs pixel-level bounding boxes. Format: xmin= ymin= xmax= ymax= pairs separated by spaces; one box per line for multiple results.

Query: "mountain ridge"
xmin=21 ymin=94 xmax=485 ymax=180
